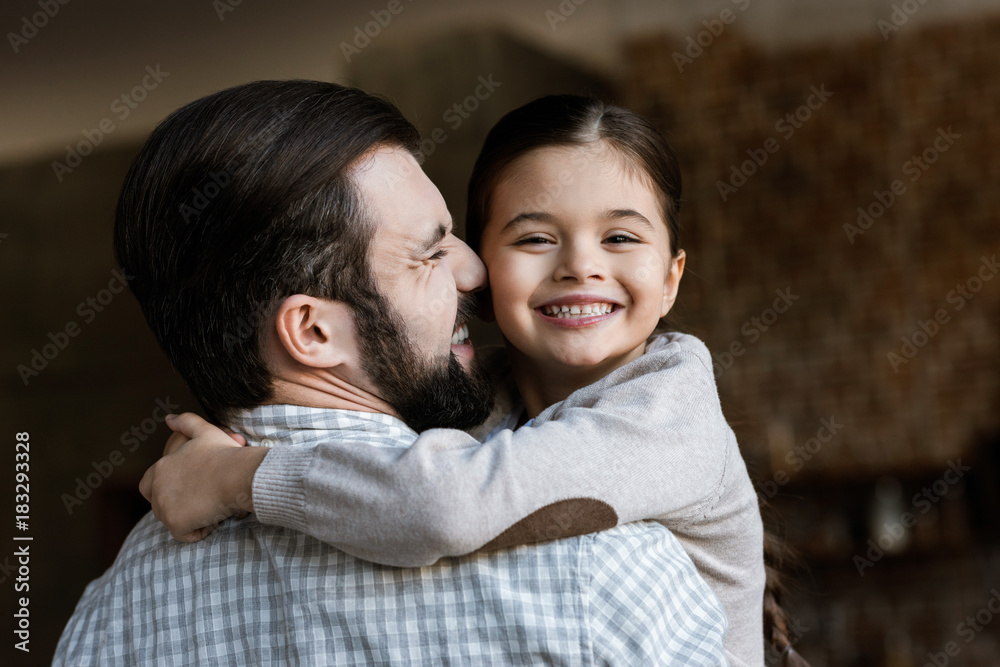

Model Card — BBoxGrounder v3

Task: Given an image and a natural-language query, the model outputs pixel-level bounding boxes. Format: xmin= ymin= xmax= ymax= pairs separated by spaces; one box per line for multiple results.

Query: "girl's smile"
xmin=534 ymin=293 xmax=622 ymax=327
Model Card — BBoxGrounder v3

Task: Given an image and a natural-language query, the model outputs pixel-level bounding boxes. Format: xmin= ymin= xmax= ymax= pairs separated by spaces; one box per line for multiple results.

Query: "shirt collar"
xmin=226 ymin=404 xmax=416 ymax=448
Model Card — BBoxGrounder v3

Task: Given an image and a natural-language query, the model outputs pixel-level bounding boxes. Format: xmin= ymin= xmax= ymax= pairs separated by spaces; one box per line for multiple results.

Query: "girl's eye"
xmin=605 ymin=234 xmax=641 ymax=244
xmin=512 ymin=236 xmax=554 ymax=246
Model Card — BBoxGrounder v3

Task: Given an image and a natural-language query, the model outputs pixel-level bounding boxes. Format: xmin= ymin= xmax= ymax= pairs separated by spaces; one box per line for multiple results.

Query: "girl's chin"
xmin=527 ymin=342 xmax=648 ymax=373
xmin=537 ymin=350 xmax=621 ymax=371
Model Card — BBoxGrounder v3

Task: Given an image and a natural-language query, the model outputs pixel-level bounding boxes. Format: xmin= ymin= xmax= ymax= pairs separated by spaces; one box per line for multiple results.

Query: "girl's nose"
xmin=553 ymin=242 xmax=605 ymax=282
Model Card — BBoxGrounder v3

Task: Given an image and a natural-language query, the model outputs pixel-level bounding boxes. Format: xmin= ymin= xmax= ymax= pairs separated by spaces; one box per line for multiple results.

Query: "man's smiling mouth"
xmin=451 ymin=323 xmax=470 ymax=345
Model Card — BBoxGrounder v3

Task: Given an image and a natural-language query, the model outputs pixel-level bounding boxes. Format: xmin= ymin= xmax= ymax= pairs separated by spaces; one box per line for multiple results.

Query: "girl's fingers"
xmin=163 ymin=430 xmax=190 ymax=456
xmin=164 ymin=412 xmax=217 ymax=439
xmin=222 ymin=428 xmax=247 ymax=446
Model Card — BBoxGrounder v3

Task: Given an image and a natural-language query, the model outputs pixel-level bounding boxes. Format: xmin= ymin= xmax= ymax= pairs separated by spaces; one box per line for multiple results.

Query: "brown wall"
xmin=625 ymin=19 xmax=1000 ymax=477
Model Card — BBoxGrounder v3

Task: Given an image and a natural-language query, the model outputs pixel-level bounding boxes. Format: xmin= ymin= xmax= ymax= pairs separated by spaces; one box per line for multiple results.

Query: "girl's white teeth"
xmin=541 ymin=303 xmax=615 ymax=318
xmin=451 ymin=324 xmax=469 ymax=345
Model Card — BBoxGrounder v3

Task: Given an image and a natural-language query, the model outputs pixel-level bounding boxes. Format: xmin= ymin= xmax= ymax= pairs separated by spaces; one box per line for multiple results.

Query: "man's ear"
xmin=273 ymin=295 xmax=357 ymax=369
xmin=660 ymin=249 xmax=686 ymax=318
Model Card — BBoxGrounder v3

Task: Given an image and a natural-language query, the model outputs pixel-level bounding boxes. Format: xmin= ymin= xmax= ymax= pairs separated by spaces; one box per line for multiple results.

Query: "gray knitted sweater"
xmin=251 ymin=332 xmax=765 ymax=666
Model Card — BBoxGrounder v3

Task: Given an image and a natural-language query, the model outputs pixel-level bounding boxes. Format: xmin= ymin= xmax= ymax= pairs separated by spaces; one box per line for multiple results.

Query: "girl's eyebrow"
xmin=500 ymin=211 xmax=554 ymax=233
xmin=604 ymin=209 xmax=655 ymax=231
xmin=500 ymin=209 xmax=655 ymax=234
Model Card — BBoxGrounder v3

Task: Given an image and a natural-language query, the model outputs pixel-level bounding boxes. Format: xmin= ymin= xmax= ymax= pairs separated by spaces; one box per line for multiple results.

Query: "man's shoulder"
xmin=587 ymin=521 xmax=697 ymax=576
xmin=583 ymin=522 xmax=729 ymax=665
xmin=83 ymin=512 xmax=278 ymax=586
xmin=54 ymin=512 xmax=183 ymax=665
xmin=58 ymin=514 xmax=722 ymax=665
xmin=586 ymin=521 xmax=713 ymax=594
xmin=113 ymin=511 xmax=177 ymax=562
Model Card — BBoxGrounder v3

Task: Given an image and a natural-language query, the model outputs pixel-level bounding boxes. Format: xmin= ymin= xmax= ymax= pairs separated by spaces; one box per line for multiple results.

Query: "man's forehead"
xmin=351 ymin=144 xmax=418 ymax=184
xmin=351 ymin=146 xmax=452 ymax=251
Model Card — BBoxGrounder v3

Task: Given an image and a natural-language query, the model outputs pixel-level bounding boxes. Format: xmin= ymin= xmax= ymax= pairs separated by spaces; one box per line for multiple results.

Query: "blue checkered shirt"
xmin=55 ymin=405 xmax=728 ymax=665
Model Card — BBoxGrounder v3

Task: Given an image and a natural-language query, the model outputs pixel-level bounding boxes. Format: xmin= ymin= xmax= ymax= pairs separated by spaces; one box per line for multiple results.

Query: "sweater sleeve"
xmin=251 ymin=333 xmax=733 ymax=566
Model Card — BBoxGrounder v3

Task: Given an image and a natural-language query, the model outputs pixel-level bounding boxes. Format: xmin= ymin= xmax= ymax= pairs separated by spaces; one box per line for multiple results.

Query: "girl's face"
xmin=479 ymin=142 xmax=684 ymax=372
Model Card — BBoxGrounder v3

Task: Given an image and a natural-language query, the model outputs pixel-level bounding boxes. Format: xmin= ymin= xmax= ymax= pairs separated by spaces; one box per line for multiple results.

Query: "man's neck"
xmin=266 ymin=371 xmax=399 ymax=418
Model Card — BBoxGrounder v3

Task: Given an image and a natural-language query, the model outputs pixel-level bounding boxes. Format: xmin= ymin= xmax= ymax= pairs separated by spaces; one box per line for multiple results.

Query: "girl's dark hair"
xmin=114 ymin=79 xmax=419 ymax=422
xmin=465 ymin=94 xmax=681 ymax=257
xmin=466 ymin=95 xmax=809 ymax=666
xmin=762 ymin=501 xmax=811 ymax=667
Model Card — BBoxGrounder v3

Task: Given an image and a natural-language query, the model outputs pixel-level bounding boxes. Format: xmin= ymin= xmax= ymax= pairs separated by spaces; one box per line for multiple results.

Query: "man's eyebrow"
xmin=417 ymin=222 xmax=450 ymax=254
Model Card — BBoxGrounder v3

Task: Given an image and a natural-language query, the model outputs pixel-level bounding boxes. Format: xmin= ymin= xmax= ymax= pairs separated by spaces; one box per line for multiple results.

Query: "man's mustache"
xmin=455 ymin=295 xmax=479 ymax=328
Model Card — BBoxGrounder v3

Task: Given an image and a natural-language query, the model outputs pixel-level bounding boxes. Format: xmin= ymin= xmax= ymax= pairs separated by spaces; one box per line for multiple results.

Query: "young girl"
xmin=149 ymin=96 xmax=804 ymax=666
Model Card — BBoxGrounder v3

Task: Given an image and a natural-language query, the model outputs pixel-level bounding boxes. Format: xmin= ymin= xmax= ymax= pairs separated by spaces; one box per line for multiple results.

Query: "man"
xmin=55 ymin=80 xmax=727 ymax=665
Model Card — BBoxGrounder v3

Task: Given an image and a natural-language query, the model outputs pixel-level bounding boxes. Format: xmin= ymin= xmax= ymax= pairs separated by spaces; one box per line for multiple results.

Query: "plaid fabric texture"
xmin=55 ymin=405 xmax=728 ymax=666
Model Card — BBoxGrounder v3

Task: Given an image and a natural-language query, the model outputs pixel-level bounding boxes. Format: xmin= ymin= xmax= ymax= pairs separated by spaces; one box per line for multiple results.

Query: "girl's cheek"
xmin=626 ymin=252 xmax=667 ymax=286
xmin=491 ymin=280 xmax=525 ymax=321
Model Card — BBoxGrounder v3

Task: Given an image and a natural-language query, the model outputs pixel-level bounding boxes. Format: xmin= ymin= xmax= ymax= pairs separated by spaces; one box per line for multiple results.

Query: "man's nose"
xmin=553 ymin=241 xmax=605 ymax=282
xmin=452 ymin=237 xmax=487 ymax=294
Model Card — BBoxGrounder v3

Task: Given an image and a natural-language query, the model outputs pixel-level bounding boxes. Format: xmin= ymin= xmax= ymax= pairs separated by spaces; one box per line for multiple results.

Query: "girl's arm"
xmin=147 ymin=335 xmax=732 ymax=566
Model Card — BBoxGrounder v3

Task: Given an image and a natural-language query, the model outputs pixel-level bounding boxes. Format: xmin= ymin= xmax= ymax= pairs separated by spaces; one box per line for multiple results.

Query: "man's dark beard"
xmin=353 ymin=292 xmax=495 ymax=433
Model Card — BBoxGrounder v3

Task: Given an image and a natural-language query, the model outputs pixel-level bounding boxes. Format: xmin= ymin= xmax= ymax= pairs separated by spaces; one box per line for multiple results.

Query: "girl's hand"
xmin=139 ymin=413 xmax=264 ymax=542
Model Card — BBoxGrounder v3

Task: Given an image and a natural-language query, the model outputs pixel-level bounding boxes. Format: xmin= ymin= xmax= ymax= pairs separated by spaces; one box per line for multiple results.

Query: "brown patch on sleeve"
xmin=478 ymin=498 xmax=619 ymax=552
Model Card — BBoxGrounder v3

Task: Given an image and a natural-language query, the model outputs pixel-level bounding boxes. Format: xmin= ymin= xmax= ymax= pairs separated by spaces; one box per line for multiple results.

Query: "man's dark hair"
xmin=115 ymin=80 xmax=419 ymax=422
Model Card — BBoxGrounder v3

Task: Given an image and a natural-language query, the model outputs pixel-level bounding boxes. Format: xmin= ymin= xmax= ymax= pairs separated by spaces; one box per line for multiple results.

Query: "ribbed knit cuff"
xmin=251 ymin=445 xmax=314 ymax=532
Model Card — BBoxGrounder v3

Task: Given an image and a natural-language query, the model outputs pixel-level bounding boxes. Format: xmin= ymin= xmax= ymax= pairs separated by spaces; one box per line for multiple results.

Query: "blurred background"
xmin=1 ymin=0 xmax=999 ymax=664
